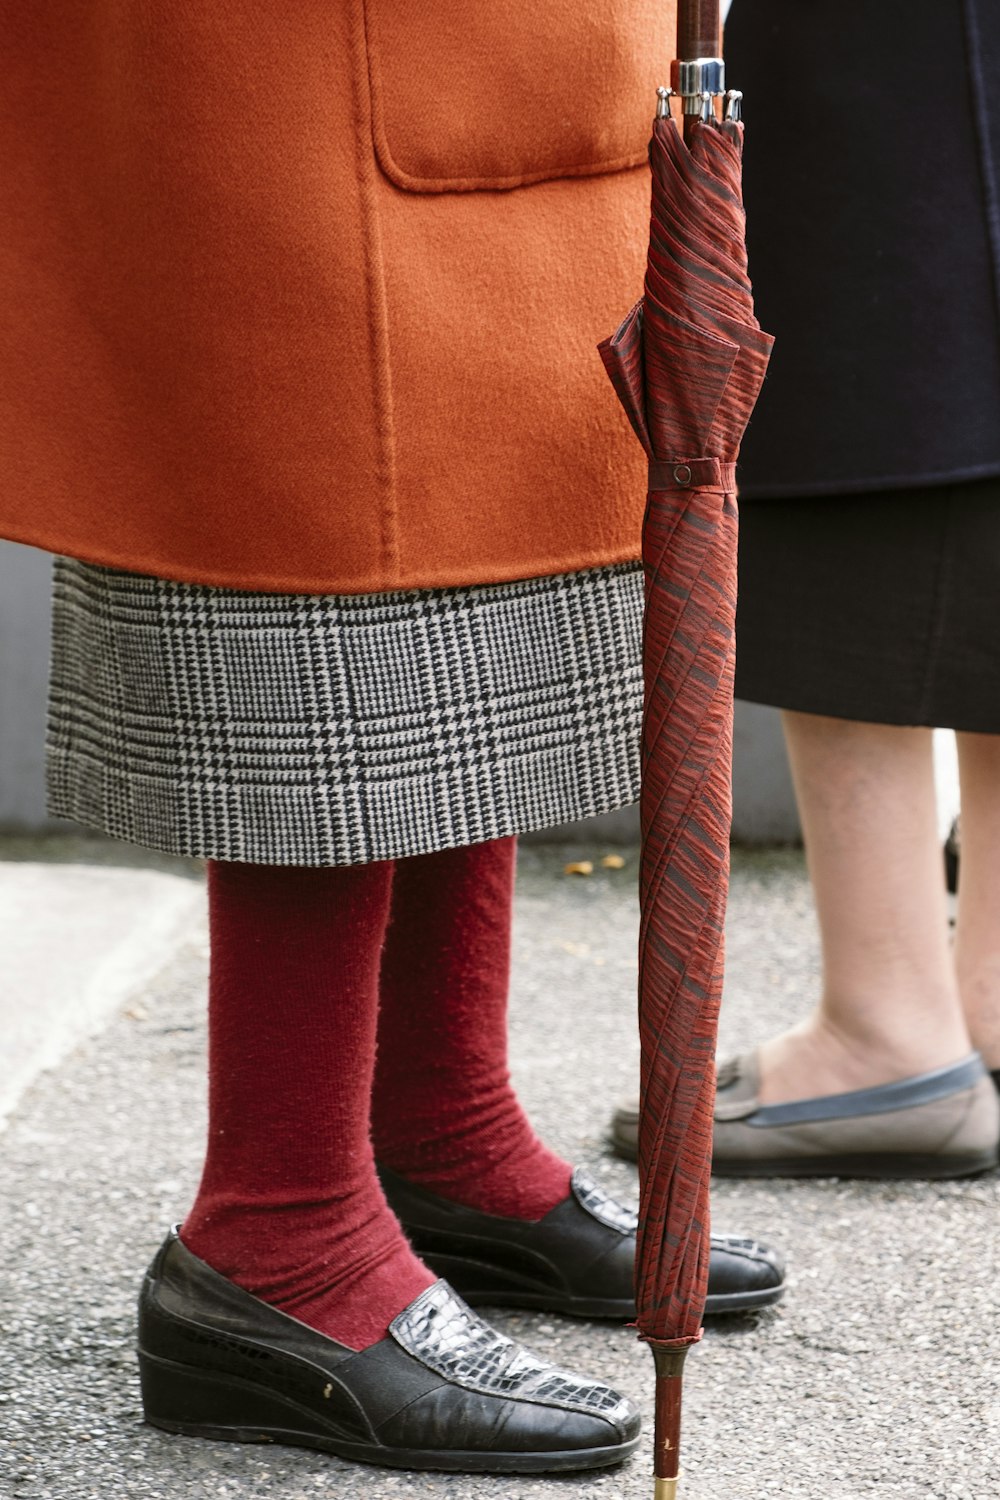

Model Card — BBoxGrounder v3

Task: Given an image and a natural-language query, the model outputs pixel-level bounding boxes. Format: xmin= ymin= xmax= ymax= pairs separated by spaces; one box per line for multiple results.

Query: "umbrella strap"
xmin=648 ymin=457 xmax=735 ymax=492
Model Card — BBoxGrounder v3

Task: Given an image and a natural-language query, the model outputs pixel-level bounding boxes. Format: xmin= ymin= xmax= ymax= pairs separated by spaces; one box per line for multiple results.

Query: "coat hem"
xmin=737 ymin=459 xmax=1000 ymax=502
xmin=6 ymin=525 xmax=642 ymax=596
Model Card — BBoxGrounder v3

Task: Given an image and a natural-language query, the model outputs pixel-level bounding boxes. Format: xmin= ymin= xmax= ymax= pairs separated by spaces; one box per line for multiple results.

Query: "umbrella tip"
xmin=656 ymin=86 xmax=674 ymax=119
xmin=654 ymin=1478 xmax=680 ymax=1499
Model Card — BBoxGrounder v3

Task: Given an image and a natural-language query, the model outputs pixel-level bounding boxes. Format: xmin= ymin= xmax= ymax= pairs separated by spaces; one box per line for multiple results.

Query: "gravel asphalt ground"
xmin=1 ymin=841 xmax=997 ymax=1499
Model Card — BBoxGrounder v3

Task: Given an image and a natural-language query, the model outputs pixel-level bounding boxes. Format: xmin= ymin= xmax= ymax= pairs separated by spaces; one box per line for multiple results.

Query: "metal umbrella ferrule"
xmin=669 ymin=55 xmax=726 ymax=113
xmin=724 ymin=89 xmax=743 ymax=122
xmin=656 ymin=86 xmax=675 ymax=119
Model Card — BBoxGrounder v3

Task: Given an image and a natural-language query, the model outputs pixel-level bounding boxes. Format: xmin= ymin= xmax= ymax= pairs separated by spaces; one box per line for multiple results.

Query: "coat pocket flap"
xmin=365 ymin=0 xmax=677 ymax=193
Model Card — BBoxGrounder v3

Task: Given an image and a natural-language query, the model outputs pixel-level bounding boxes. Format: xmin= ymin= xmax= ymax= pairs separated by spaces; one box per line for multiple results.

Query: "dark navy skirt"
xmin=735 ymin=475 xmax=1000 ymax=731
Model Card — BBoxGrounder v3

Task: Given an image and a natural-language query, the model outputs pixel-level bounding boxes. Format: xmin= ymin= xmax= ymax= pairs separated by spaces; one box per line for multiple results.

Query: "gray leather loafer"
xmin=609 ymin=1099 xmax=640 ymax=1162
xmin=713 ymin=1051 xmax=1000 ymax=1179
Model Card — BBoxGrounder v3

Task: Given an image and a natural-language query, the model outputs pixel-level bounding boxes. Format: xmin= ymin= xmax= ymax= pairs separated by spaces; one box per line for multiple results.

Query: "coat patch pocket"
xmin=364 ymin=0 xmax=675 ymax=193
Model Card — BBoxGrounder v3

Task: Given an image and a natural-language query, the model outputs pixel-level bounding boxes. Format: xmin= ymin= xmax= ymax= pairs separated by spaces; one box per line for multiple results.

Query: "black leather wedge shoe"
xmin=379 ymin=1164 xmax=785 ymax=1317
xmin=138 ymin=1229 xmax=640 ymax=1474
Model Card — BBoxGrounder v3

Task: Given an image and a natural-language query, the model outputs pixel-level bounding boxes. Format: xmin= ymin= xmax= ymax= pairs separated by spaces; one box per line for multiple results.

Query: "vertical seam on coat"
xmin=914 ymin=492 xmax=957 ymax=727
xmin=962 ymin=0 xmax=1000 ymax=335
xmin=350 ymin=0 xmax=400 ymax=586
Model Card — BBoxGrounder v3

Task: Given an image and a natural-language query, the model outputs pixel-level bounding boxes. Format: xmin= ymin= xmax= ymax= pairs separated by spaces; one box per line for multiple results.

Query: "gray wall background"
xmin=1 ymin=541 xmax=56 ymax=829
xmin=0 ymin=538 xmax=800 ymax=842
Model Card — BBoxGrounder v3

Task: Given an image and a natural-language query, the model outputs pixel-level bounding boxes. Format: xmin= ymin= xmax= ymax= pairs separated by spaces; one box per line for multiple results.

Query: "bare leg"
xmin=758 ymin=711 xmax=971 ymax=1104
xmin=954 ymin=732 xmax=1000 ymax=1069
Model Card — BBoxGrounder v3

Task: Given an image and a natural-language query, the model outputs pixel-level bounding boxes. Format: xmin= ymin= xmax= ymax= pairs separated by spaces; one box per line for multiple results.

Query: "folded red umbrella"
xmin=599 ymin=4 xmax=772 ymax=1493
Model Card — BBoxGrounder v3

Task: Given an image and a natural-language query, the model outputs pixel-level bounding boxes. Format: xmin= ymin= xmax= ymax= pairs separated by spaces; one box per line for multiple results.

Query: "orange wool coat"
xmin=1 ymin=3 xmax=675 ymax=595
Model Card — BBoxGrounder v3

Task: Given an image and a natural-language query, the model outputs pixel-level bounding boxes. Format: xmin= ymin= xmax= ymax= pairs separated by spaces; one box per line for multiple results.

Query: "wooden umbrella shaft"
xmin=678 ymin=0 xmax=720 ymax=62
xmin=673 ymin=0 xmax=724 ymax=140
xmin=650 ymin=1342 xmax=691 ymax=1494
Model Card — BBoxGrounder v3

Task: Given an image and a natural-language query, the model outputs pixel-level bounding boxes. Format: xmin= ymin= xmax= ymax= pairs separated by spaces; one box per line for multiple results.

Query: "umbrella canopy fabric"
xmin=599 ymin=105 xmax=772 ymax=1488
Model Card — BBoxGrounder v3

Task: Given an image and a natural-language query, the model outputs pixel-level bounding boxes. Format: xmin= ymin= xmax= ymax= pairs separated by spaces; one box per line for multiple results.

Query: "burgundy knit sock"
xmin=371 ymin=838 xmax=572 ymax=1220
xmin=181 ymin=861 xmax=434 ymax=1351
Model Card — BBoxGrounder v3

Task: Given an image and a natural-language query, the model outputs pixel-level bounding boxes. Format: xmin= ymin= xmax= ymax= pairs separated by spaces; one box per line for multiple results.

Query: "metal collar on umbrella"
xmin=657 ymin=67 xmax=743 ymax=126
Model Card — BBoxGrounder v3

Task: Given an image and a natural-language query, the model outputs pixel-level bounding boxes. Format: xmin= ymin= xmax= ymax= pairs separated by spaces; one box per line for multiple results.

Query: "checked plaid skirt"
xmin=47 ymin=558 xmax=643 ymax=866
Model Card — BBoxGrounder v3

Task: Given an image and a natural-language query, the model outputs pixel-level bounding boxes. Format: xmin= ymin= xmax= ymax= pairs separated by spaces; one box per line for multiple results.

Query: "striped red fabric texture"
xmin=599 ymin=113 xmax=772 ymax=1345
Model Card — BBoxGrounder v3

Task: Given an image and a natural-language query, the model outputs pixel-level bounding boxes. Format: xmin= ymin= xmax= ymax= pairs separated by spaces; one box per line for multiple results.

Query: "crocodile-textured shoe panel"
xmin=571 ymin=1168 xmax=638 ymax=1235
xmin=570 ymin=1169 xmax=781 ymax=1283
xmin=390 ymin=1282 xmax=634 ymax=1434
xmin=712 ymin=1233 xmax=769 ymax=1258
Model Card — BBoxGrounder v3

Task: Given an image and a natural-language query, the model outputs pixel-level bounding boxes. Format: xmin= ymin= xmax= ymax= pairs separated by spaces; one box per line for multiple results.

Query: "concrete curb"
xmin=0 ymin=863 xmax=203 ymax=1129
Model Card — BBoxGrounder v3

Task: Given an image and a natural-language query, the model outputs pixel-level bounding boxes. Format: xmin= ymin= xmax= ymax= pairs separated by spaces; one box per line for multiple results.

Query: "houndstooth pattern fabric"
xmin=47 ymin=558 xmax=643 ymax=866
xmin=390 ymin=1282 xmax=634 ymax=1432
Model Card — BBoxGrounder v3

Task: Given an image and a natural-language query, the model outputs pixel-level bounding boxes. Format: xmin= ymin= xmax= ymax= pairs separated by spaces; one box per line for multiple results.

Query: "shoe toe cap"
xmin=380 ymin=1381 xmax=640 ymax=1456
xmin=498 ymin=1389 xmax=641 ymax=1454
xmin=709 ymin=1233 xmax=785 ymax=1292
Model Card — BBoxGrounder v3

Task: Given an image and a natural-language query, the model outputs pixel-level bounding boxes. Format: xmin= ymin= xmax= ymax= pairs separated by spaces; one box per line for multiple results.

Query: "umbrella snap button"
xmin=673 ymin=464 xmax=692 ymax=486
